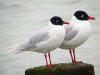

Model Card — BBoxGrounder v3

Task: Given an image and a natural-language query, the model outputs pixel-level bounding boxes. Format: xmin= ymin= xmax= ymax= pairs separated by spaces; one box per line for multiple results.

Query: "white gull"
xmin=10 ymin=16 xmax=69 ymax=67
xmin=60 ymin=10 xmax=95 ymax=63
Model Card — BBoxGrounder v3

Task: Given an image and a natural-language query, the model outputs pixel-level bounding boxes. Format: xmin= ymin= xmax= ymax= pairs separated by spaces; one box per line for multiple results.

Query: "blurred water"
xmin=0 ymin=0 xmax=100 ymax=75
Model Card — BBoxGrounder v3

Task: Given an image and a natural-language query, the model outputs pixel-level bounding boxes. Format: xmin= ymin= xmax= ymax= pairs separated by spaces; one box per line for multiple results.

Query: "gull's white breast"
xmin=60 ymin=21 xmax=91 ymax=49
xmin=35 ymin=25 xmax=65 ymax=52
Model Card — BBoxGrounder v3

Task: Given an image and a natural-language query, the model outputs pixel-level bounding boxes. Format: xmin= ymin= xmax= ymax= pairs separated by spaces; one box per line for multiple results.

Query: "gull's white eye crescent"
xmin=81 ymin=15 xmax=84 ymax=18
xmin=56 ymin=20 xmax=59 ymax=22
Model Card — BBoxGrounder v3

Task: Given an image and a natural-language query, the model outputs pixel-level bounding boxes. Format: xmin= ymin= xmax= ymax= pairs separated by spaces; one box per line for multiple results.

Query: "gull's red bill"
xmin=63 ymin=22 xmax=69 ymax=24
xmin=88 ymin=16 xmax=95 ymax=20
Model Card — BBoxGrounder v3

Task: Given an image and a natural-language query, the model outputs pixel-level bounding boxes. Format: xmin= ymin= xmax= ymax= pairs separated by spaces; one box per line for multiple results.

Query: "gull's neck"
xmin=71 ymin=16 xmax=89 ymax=25
xmin=48 ymin=21 xmax=54 ymax=27
xmin=71 ymin=16 xmax=81 ymax=25
xmin=48 ymin=21 xmax=59 ymax=27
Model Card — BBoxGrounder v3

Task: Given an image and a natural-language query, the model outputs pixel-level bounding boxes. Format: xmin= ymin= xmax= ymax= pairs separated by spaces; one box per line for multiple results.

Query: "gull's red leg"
xmin=72 ymin=49 xmax=76 ymax=63
xmin=48 ymin=52 xmax=52 ymax=65
xmin=69 ymin=49 xmax=74 ymax=63
xmin=44 ymin=52 xmax=48 ymax=66
xmin=72 ymin=49 xmax=82 ymax=63
xmin=48 ymin=52 xmax=55 ymax=67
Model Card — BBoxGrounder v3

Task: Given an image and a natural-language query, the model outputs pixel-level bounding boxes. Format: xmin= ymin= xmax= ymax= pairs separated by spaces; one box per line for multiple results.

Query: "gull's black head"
xmin=74 ymin=10 xmax=89 ymax=21
xmin=50 ymin=16 xmax=64 ymax=25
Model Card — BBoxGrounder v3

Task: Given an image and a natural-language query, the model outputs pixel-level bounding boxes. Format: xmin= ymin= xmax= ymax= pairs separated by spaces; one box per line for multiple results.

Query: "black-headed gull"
xmin=10 ymin=16 xmax=69 ymax=67
xmin=60 ymin=10 xmax=95 ymax=63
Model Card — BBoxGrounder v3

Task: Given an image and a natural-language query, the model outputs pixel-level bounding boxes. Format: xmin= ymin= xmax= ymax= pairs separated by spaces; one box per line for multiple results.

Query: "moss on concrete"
xmin=25 ymin=63 xmax=95 ymax=75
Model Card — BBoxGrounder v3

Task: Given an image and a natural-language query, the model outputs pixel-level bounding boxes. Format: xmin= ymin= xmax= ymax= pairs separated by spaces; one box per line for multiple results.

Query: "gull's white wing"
xmin=10 ymin=27 xmax=50 ymax=53
xmin=64 ymin=26 xmax=78 ymax=41
xmin=59 ymin=25 xmax=78 ymax=49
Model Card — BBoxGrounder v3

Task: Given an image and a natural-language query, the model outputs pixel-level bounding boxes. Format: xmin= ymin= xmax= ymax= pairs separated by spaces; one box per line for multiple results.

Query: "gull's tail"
xmin=8 ymin=46 xmax=23 ymax=54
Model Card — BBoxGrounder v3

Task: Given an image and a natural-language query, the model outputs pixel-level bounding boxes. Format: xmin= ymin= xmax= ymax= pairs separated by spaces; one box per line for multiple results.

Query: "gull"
xmin=10 ymin=16 xmax=69 ymax=67
xmin=60 ymin=10 xmax=95 ymax=63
